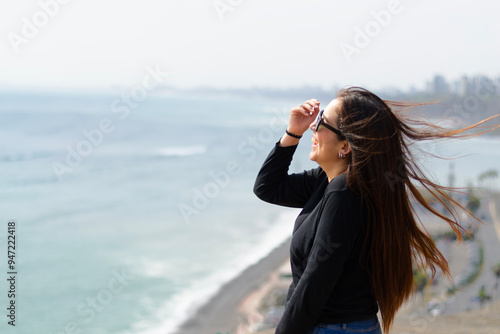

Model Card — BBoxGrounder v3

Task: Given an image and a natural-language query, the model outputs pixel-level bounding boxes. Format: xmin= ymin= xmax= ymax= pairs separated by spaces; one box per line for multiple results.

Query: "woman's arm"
xmin=253 ymin=141 xmax=323 ymax=208
xmin=253 ymin=99 xmax=321 ymax=207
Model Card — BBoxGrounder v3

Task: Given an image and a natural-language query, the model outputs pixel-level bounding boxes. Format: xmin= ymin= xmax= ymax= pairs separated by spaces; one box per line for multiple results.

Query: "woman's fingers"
xmin=294 ymin=105 xmax=310 ymax=117
xmin=298 ymin=99 xmax=319 ymax=116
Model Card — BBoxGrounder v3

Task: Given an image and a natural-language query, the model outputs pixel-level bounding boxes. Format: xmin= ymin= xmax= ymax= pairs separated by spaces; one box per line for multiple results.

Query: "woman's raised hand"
xmin=280 ymin=99 xmax=319 ymax=147
xmin=287 ymin=99 xmax=319 ymax=136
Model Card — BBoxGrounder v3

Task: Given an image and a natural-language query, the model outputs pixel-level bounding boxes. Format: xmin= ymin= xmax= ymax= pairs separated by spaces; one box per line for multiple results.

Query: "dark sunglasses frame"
xmin=314 ymin=110 xmax=345 ymax=138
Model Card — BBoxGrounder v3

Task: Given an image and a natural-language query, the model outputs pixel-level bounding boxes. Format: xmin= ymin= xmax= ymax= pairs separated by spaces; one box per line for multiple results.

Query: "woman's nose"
xmin=310 ymin=120 xmax=316 ymax=131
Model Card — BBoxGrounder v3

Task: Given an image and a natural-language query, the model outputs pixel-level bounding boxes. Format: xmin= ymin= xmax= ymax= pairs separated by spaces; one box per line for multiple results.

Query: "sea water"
xmin=0 ymin=90 xmax=498 ymax=333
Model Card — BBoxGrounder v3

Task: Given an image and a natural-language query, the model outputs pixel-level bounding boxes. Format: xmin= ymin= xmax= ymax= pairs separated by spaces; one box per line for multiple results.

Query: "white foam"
xmin=156 ymin=145 xmax=207 ymax=157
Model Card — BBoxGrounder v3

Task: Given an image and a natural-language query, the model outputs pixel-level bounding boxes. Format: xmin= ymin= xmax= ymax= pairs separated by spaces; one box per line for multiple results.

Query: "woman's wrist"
xmin=279 ymin=131 xmax=302 ymax=147
xmin=285 ymin=129 xmax=302 ymax=139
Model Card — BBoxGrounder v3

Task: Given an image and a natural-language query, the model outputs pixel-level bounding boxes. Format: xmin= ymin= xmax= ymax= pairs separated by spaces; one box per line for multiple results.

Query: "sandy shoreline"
xmin=174 ymin=238 xmax=291 ymax=334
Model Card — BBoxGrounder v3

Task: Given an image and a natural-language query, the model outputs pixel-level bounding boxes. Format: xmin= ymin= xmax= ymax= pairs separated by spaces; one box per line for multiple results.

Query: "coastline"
xmin=174 ymin=238 xmax=291 ymax=334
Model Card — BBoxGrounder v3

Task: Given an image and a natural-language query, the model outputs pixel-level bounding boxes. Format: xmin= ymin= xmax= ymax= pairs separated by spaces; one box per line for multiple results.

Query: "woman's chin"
xmin=309 ymin=151 xmax=317 ymax=162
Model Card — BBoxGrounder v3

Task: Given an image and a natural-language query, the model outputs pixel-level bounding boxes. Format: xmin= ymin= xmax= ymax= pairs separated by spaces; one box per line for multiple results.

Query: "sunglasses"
xmin=314 ymin=109 xmax=345 ymax=138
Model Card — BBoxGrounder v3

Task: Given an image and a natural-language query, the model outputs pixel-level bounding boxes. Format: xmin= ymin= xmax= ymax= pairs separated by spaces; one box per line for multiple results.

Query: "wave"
xmin=0 ymin=151 xmax=51 ymax=162
xmin=155 ymin=145 xmax=207 ymax=158
xmin=131 ymin=209 xmax=298 ymax=334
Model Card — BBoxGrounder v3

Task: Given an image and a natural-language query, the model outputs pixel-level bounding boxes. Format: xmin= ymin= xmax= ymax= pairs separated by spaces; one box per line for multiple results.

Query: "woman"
xmin=253 ymin=87 xmax=496 ymax=334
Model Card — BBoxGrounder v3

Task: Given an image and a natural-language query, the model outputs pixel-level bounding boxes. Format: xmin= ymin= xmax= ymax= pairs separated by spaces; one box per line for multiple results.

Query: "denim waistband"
xmin=317 ymin=316 xmax=379 ymax=330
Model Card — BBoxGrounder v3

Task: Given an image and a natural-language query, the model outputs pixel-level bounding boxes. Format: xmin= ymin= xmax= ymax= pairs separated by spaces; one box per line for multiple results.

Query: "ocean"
xmin=0 ymin=90 xmax=498 ymax=333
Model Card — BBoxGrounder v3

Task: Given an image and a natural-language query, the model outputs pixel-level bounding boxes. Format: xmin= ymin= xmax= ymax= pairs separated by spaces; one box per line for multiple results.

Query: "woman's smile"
xmin=311 ymin=136 xmax=319 ymax=147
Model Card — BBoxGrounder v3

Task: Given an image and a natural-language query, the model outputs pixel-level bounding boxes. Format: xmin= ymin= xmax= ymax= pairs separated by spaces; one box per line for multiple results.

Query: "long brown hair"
xmin=336 ymin=87 xmax=498 ymax=333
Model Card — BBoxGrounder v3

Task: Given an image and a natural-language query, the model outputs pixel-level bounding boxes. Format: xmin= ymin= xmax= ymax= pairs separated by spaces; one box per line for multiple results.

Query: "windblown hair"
xmin=335 ymin=87 xmax=498 ymax=333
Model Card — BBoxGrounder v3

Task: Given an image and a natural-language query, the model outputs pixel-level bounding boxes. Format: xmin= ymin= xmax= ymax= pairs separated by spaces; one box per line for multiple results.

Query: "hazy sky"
xmin=1 ymin=0 xmax=499 ymax=92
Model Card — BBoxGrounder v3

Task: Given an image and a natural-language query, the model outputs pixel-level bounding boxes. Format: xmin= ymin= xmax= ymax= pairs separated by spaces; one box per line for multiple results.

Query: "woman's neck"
xmin=323 ymin=162 xmax=348 ymax=182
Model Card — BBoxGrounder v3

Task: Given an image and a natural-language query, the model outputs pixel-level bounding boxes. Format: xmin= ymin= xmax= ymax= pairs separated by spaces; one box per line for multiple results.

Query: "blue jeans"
xmin=307 ymin=317 xmax=382 ymax=334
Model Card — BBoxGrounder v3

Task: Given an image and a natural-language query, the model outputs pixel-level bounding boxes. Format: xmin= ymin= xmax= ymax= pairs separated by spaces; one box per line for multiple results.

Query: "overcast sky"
xmin=1 ymin=0 xmax=499 ymax=92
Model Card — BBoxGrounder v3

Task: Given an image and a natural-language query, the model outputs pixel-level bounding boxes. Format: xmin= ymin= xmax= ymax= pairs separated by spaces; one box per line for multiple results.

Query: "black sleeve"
xmin=253 ymin=141 xmax=322 ymax=208
xmin=275 ymin=192 xmax=363 ymax=333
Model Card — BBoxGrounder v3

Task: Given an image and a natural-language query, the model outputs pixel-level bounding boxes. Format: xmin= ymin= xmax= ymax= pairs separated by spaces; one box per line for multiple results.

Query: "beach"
xmin=175 ymin=239 xmax=291 ymax=334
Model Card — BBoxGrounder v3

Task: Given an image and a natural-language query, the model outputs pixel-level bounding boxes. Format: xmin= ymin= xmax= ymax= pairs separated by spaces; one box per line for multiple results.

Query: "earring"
xmin=339 ymin=153 xmax=345 ymax=159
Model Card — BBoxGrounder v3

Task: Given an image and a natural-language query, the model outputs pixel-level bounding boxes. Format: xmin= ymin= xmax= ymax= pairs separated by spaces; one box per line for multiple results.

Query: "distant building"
xmin=448 ymin=162 xmax=455 ymax=189
xmin=472 ymin=76 xmax=496 ymax=99
xmin=459 ymin=76 xmax=472 ymax=96
xmin=455 ymin=75 xmax=497 ymax=98
xmin=427 ymin=75 xmax=450 ymax=95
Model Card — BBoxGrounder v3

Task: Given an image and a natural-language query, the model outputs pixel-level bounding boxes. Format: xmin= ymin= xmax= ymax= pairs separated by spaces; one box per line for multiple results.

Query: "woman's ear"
xmin=341 ymin=141 xmax=351 ymax=155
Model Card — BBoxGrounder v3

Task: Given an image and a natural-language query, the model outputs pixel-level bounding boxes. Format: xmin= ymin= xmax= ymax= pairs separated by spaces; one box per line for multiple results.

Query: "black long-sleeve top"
xmin=254 ymin=142 xmax=378 ymax=334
